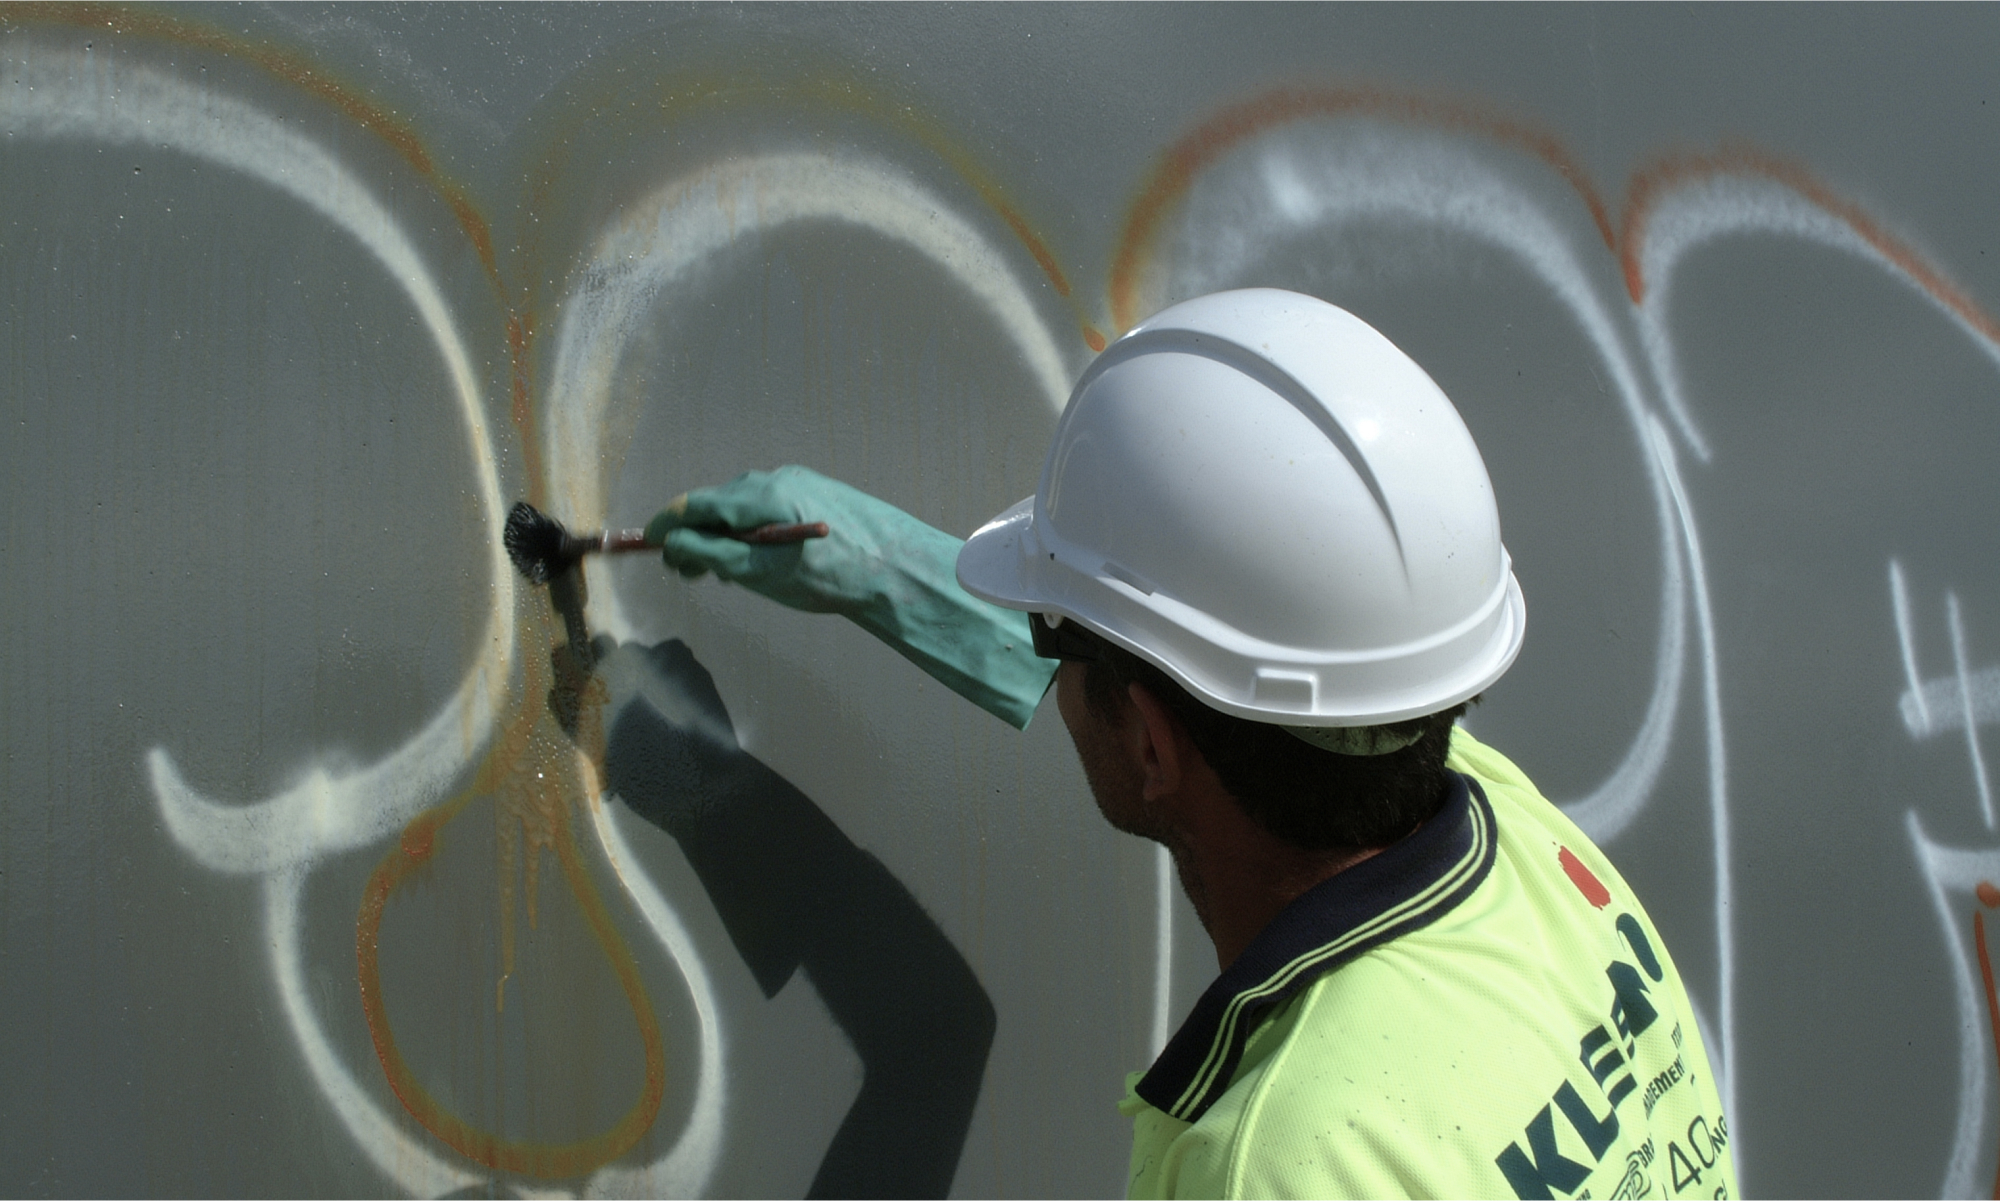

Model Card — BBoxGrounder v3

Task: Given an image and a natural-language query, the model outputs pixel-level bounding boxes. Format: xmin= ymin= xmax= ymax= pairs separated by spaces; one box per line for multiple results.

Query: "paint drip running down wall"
xmin=4 ymin=5 xmax=2000 ymax=1198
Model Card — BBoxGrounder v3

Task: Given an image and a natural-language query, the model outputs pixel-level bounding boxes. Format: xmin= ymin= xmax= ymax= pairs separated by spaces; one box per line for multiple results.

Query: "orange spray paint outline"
xmin=357 ymin=779 xmax=667 ymax=1180
xmin=1618 ymin=144 xmax=2000 ymax=341
xmin=1977 ymin=881 xmax=2000 ymax=1200
xmin=354 ymin=638 xmax=670 ymax=1181
xmin=514 ymin=66 xmax=1107 ymax=351
xmin=1105 ymin=85 xmax=1617 ymax=333
xmin=1108 ymin=84 xmax=2000 ymax=359
xmin=3 ymin=5 xmax=664 ymax=1177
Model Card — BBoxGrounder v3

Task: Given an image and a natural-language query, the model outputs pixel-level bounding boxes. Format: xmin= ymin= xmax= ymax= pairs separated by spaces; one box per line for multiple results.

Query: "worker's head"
xmin=957 ymin=288 xmax=1523 ymax=842
xmin=1045 ymin=618 xmax=1468 ymax=852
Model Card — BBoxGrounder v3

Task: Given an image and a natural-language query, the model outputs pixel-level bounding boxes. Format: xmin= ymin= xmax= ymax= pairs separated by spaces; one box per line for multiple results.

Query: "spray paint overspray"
xmin=8 ymin=5 xmax=2000 ymax=1198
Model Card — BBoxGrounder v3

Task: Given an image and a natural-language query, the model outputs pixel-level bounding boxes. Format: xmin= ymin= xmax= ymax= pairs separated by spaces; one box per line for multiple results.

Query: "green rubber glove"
xmin=644 ymin=465 xmax=1057 ymax=729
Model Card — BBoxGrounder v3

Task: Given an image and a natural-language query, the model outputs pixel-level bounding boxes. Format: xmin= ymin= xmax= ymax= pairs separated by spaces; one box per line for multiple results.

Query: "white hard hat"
xmin=956 ymin=287 xmax=1525 ymax=727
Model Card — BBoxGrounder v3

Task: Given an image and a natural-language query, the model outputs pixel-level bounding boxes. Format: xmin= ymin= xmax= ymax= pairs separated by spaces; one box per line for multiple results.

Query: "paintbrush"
xmin=504 ymin=500 xmax=829 ymax=585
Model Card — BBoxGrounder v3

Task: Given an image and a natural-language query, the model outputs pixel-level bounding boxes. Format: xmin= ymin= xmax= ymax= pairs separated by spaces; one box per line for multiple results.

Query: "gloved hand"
xmin=644 ymin=465 xmax=1056 ymax=729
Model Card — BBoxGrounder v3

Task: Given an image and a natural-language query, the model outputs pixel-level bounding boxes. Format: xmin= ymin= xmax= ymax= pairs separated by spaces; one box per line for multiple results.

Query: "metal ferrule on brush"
xmin=596 ymin=529 xmax=653 ymax=554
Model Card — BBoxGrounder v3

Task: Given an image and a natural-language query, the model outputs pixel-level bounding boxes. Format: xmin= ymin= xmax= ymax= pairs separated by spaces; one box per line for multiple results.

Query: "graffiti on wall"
xmin=8 ymin=4 xmax=2000 ymax=1196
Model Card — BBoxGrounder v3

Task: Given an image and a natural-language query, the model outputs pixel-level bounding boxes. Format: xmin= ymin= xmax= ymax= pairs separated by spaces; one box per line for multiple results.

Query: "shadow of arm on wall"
xmin=594 ymin=638 xmax=997 ymax=1200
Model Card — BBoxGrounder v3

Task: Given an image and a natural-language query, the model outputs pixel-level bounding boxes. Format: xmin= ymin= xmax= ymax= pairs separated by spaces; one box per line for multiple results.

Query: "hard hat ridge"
xmin=1055 ymin=324 xmax=1407 ymax=567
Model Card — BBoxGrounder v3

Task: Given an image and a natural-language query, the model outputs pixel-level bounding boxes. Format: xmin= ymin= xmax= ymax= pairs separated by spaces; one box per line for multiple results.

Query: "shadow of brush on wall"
xmin=560 ymin=635 xmax=997 ymax=1200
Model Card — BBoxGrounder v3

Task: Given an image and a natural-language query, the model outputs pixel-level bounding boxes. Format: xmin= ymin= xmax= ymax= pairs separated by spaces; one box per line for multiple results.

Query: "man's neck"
xmin=1166 ymin=804 xmax=1385 ymax=972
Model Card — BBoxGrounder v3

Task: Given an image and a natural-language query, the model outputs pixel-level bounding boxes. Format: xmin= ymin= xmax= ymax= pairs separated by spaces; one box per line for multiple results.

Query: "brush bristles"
xmin=504 ymin=501 xmax=573 ymax=585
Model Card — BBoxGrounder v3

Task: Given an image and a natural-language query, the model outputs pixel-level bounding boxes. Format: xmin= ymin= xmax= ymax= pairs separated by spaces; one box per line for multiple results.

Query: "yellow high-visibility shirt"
xmin=1122 ymin=730 xmax=1735 ymax=1200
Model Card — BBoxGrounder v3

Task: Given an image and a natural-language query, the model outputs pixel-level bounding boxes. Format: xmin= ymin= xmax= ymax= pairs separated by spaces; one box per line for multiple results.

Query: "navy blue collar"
xmin=1136 ymin=773 xmax=1498 ymax=1123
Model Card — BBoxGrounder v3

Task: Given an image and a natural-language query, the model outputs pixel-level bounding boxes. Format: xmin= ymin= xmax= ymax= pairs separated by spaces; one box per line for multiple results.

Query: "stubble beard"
xmin=1069 ymin=715 xmax=1164 ymax=843
xmin=1070 ymin=715 xmax=1213 ymax=938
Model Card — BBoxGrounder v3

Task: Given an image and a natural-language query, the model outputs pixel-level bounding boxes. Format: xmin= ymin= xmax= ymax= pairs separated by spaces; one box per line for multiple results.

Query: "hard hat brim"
xmin=956 ymin=494 xmax=1041 ymax=613
xmin=958 ymin=493 xmax=1527 ymax=727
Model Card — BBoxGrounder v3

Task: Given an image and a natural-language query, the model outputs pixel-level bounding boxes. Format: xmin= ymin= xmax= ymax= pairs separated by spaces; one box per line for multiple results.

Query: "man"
xmin=640 ymin=289 xmax=1735 ymax=1198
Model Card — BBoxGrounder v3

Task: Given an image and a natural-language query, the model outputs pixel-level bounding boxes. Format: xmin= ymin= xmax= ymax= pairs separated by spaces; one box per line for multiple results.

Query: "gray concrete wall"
xmin=2 ymin=3 xmax=1996 ymax=1195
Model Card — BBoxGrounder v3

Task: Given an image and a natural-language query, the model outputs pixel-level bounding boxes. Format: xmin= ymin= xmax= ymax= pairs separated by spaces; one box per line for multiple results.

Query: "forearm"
xmin=651 ymin=466 xmax=1056 ymax=729
xmin=845 ymin=516 xmax=1056 ymax=729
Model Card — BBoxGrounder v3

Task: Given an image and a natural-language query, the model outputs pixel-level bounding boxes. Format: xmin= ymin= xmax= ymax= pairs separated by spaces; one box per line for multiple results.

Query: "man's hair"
xmin=1080 ymin=636 xmax=1468 ymax=853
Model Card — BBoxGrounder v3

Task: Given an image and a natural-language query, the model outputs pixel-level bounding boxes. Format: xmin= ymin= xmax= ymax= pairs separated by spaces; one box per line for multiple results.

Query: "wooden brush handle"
xmin=732 ymin=521 xmax=830 ymax=544
xmin=596 ymin=522 xmax=830 ymax=553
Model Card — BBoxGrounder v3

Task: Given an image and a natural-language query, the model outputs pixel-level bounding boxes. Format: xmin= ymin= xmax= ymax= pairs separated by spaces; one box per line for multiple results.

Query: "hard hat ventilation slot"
xmin=1102 ymin=560 xmax=1156 ymax=596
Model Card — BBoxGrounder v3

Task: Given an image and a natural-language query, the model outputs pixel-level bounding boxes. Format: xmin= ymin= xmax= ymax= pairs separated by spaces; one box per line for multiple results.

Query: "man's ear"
xmin=1127 ymin=682 xmax=1187 ymax=802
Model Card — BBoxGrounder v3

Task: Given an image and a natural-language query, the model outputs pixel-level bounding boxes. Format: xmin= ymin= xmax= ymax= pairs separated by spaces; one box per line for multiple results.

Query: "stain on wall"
xmin=5 ymin=4 xmax=2000 ymax=1196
